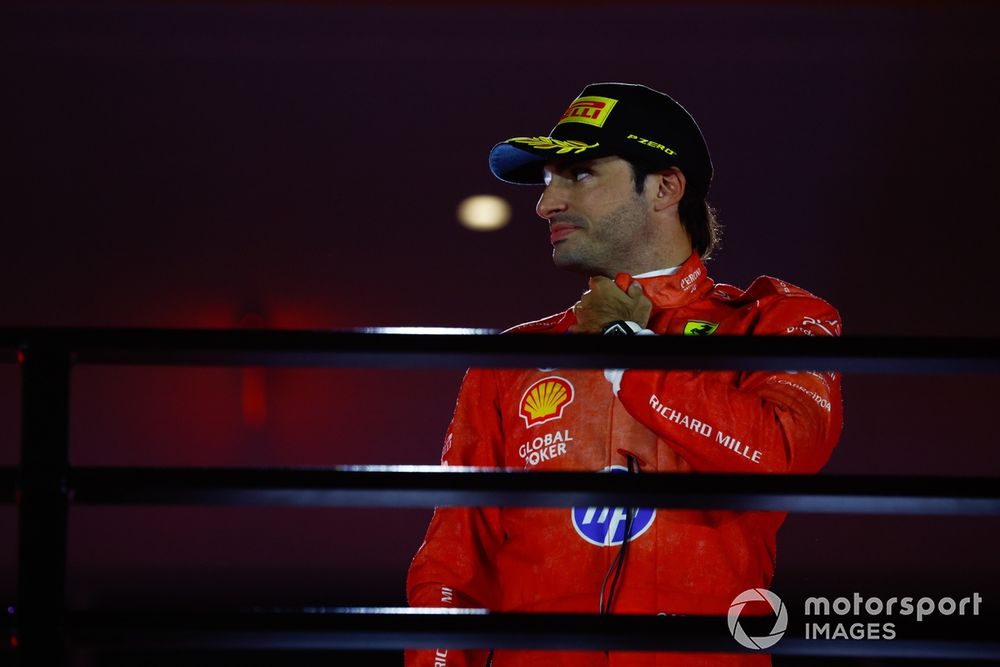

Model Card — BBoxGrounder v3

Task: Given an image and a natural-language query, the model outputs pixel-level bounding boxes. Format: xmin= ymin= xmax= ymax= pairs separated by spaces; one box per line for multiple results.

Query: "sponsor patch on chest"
xmin=519 ymin=376 xmax=575 ymax=428
xmin=571 ymin=466 xmax=656 ymax=546
xmin=518 ymin=429 xmax=573 ymax=467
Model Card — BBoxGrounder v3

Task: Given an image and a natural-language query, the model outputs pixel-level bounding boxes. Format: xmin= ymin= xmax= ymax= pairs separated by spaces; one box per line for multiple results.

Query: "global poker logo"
xmin=571 ymin=466 xmax=655 ymax=547
xmin=728 ymin=588 xmax=788 ymax=650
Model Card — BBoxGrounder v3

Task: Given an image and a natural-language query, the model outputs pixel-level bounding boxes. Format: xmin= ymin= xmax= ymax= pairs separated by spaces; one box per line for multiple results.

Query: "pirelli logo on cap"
xmin=519 ymin=376 xmax=575 ymax=428
xmin=557 ymin=96 xmax=618 ymax=128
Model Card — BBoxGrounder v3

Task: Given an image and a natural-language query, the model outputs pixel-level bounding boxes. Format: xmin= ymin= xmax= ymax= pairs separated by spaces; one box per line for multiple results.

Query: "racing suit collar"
xmin=627 ymin=253 xmax=713 ymax=309
xmin=634 ymin=265 xmax=681 ymax=279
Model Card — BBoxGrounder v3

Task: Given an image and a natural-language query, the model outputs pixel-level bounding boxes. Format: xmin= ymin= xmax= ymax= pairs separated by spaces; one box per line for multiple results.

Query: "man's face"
xmin=536 ymin=156 xmax=655 ymax=277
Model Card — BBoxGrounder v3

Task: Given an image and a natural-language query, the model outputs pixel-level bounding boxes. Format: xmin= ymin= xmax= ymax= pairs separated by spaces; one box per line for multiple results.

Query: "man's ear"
xmin=652 ymin=167 xmax=686 ymax=212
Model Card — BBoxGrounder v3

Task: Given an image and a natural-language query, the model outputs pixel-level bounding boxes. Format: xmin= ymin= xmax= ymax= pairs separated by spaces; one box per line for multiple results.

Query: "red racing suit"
xmin=406 ymin=253 xmax=843 ymax=667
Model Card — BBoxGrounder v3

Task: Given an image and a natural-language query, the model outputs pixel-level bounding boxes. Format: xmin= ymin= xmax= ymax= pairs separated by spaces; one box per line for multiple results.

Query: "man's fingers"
xmin=627 ymin=281 xmax=644 ymax=297
xmin=588 ymin=276 xmax=615 ymax=294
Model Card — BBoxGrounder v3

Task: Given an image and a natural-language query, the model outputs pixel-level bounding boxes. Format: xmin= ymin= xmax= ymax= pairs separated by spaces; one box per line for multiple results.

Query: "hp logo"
xmin=571 ymin=466 xmax=655 ymax=547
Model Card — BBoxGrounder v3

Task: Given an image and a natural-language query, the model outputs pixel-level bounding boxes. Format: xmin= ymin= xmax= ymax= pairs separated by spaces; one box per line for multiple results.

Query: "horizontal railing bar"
xmin=1 ymin=327 xmax=999 ymax=373
xmin=45 ymin=466 xmax=1000 ymax=515
xmin=63 ymin=608 xmax=1000 ymax=658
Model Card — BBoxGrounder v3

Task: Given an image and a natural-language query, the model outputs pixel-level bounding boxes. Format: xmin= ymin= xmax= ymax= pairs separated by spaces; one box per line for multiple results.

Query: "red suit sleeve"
xmin=405 ymin=369 xmax=505 ymax=667
xmin=616 ymin=296 xmax=843 ymax=474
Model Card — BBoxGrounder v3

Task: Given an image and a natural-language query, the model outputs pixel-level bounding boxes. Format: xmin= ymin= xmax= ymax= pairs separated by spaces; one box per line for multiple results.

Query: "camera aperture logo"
xmin=727 ymin=590 xmax=984 ymax=649
xmin=728 ymin=588 xmax=788 ymax=650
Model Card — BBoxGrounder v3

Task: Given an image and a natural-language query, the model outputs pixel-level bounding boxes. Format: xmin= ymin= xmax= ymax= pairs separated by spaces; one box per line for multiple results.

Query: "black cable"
xmin=598 ymin=455 xmax=639 ymax=616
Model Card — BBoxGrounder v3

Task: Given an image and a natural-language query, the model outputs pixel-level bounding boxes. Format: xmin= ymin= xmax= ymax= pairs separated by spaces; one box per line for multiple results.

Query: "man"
xmin=406 ymin=82 xmax=843 ymax=666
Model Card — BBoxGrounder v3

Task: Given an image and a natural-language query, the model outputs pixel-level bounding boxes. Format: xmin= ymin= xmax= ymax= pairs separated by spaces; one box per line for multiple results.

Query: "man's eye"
xmin=573 ymin=170 xmax=592 ymax=182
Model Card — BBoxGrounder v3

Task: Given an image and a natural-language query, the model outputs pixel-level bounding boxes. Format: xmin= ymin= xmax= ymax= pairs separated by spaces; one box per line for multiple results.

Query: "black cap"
xmin=489 ymin=82 xmax=712 ymax=197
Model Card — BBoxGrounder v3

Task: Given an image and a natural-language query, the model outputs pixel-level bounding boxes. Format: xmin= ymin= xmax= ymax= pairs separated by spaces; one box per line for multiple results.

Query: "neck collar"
xmin=624 ymin=253 xmax=713 ymax=309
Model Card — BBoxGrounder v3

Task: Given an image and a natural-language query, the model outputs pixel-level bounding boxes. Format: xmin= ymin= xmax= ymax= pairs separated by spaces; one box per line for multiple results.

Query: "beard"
xmin=551 ymin=195 xmax=651 ymax=277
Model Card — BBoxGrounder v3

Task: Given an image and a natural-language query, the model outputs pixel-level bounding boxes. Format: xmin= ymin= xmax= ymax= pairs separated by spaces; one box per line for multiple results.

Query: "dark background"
xmin=2 ymin=1 xmax=999 ymax=663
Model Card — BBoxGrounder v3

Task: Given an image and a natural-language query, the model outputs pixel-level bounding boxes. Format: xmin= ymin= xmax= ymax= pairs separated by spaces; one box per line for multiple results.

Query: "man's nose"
xmin=536 ymin=184 xmax=568 ymax=220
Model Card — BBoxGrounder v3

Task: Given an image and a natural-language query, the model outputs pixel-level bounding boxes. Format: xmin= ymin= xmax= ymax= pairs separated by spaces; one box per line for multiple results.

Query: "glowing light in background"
xmin=457 ymin=195 xmax=511 ymax=231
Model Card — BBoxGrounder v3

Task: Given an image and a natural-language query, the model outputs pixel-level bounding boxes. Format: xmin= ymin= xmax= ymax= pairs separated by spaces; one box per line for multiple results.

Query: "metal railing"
xmin=2 ymin=327 xmax=1000 ymax=665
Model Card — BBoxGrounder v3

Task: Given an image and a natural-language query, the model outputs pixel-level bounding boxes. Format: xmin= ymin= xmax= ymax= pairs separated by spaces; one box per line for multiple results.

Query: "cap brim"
xmin=489 ymin=136 xmax=616 ymax=184
xmin=488 ymin=143 xmax=548 ymax=185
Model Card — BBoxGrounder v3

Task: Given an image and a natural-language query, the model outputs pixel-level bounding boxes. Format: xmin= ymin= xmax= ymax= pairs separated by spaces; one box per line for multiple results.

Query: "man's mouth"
xmin=549 ymin=223 xmax=580 ymax=244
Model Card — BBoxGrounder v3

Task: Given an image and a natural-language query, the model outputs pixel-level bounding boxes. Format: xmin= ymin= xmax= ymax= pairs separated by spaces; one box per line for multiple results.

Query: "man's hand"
xmin=569 ymin=276 xmax=652 ymax=333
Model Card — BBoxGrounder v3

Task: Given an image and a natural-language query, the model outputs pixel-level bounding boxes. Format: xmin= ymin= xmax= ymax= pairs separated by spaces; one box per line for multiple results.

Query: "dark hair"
xmin=629 ymin=162 xmax=721 ymax=260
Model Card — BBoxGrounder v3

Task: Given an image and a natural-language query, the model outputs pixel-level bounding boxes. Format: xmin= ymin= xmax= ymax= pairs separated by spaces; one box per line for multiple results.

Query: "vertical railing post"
xmin=16 ymin=339 xmax=71 ymax=666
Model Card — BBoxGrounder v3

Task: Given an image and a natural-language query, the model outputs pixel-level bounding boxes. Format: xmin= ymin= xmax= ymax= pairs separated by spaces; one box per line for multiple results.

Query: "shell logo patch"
xmin=557 ymin=96 xmax=618 ymax=128
xmin=684 ymin=320 xmax=720 ymax=336
xmin=519 ymin=376 xmax=575 ymax=428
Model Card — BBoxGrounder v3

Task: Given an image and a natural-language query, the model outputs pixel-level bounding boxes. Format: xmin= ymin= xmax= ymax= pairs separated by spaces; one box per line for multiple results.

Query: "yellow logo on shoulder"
xmin=519 ymin=376 xmax=575 ymax=428
xmin=557 ymin=96 xmax=618 ymax=128
xmin=684 ymin=320 xmax=719 ymax=336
